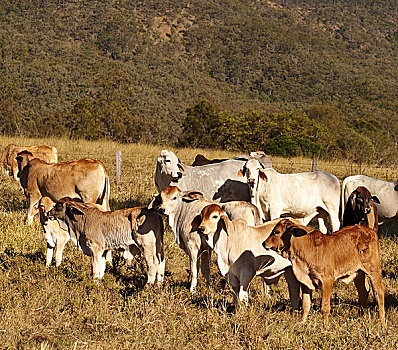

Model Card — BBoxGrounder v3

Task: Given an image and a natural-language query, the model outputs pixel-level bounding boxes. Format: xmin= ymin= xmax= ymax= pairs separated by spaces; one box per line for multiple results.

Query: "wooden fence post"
xmin=116 ymin=150 xmax=122 ymax=183
xmin=311 ymin=158 xmax=317 ymax=172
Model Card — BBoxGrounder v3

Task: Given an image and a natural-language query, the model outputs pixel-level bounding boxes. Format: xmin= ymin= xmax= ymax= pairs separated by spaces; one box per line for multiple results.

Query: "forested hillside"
xmin=0 ymin=0 xmax=397 ymax=162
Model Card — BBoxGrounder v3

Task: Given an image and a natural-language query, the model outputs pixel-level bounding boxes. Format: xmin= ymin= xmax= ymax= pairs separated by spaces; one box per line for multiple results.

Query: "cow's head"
xmin=349 ymin=186 xmax=380 ymax=217
xmin=157 ymin=150 xmax=185 ymax=181
xmin=48 ymin=198 xmax=85 ymax=231
xmin=16 ymin=151 xmax=34 ymax=176
xmin=238 ymin=159 xmax=265 ymax=198
xmin=197 ymin=204 xmax=229 ymax=248
xmin=263 ymin=219 xmax=308 ymax=255
xmin=36 ymin=196 xmax=56 ymax=225
xmin=151 ymin=185 xmax=204 ymax=216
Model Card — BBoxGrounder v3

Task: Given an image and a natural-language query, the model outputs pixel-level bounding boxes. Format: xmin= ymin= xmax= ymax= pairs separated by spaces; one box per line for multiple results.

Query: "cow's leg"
xmin=237 ymin=268 xmax=255 ymax=305
xmin=367 ymin=270 xmax=386 ymax=324
xmin=199 ymin=246 xmax=211 ymax=287
xmin=26 ymin=196 xmax=40 ymax=225
xmin=189 ymin=249 xmax=199 ymax=293
xmin=105 ymin=250 xmax=112 ymax=263
xmin=317 ymin=211 xmax=328 ymax=234
xmin=262 ymin=279 xmax=272 ymax=297
xmin=141 ymin=238 xmax=157 ymax=285
xmin=156 ymin=256 xmax=166 ymax=285
xmin=46 ymin=243 xmax=54 ymax=267
xmin=228 ymin=274 xmax=240 ymax=305
xmin=301 ymin=285 xmax=313 ymax=323
xmin=92 ymin=253 xmax=102 ymax=279
xmin=99 ymin=251 xmax=107 ymax=279
xmin=354 ymin=270 xmax=369 ymax=308
xmin=155 ymin=230 xmax=165 ymax=285
xmin=54 ymin=232 xmax=69 ymax=267
xmin=284 ymin=266 xmax=301 ymax=311
xmin=320 ymin=278 xmax=334 ymax=327
xmin=328 ymin=207 xmax=341 ymax=232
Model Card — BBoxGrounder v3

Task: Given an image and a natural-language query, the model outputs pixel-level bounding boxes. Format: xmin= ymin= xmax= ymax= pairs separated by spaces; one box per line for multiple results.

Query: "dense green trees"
xmin=0 ymin=0 xmax=396 ymax=162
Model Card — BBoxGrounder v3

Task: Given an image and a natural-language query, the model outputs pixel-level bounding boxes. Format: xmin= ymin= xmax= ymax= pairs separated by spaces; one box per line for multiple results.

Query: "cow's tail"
xmin=99 ymin=163 xmax=110 ymax=211
xmin=340 ymin=177 xmax=349 ymax=223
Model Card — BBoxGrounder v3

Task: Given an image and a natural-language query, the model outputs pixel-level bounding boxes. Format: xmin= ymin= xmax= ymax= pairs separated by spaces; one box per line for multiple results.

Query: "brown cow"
xmin=263 ymin=219 xmax=385 ymax=326
xmin=0 ymin=143 xmax=57 ymax=180
xmin=17 ymin=151 xmax=110 ymax=224
xmin=49 ymin=199 xmax=165 ymax=283
xmin=342 ymin=186 xmax=380 ymax=232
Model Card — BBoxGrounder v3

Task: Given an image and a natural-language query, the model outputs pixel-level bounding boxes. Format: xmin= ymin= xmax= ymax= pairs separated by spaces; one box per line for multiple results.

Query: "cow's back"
xmin=29 ymin=158 xmax=106 ymax=203
xmin=178 ymin=160 xmax=250 ymax=202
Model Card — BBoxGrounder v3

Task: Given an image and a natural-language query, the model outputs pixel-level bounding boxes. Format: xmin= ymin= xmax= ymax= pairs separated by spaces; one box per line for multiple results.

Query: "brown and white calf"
xmin=49 ymin=199 xmax=165 ymax=284
xmin=197 ymin=204 xmax=301 ymax=308
xmin=38 ymin=197 xmax=106 ymax=267
xmin=263 ymin=219 xmax=385 ymax=325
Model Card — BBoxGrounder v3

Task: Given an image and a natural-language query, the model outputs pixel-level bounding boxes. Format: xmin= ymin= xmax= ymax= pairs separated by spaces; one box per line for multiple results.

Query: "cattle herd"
xmin=2 ymin=143 xmax=397 ymax=326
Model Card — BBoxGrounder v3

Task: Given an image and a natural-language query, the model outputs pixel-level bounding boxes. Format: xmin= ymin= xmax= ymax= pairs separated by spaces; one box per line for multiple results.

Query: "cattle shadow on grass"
xmin=108 ymin=253 xmax=148 ymax=297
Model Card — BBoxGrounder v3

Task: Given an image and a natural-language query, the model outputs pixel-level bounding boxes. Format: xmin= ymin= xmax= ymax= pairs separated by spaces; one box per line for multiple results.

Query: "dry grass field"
xmin=0 ymin=136 xmax=398 ymax=349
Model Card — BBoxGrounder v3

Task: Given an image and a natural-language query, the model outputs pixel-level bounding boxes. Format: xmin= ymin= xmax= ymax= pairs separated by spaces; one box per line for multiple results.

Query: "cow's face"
xmin=156 ymin=185 xmax=182 ymax=216
xmin=48 ymin=200 xmax=85 ymax=230
xmin=16 ymin=151 xmax=34 ymax=176
xmin=37 ymin=197 xmax=55 ymax=226
xmin=239 ymin=159 xmax=263 ymax=198
xmin=350 ymin=186 xmax=380 ymax=216
xmin=263 ymin=219 xmax=307 ymax=255
xmin=198 ymin=204 xmax=227 ymax=248
xmin=198 ymin=204 xmax=224 ymax=235
xmin=157 ymin=150 xmax=185 ymax=180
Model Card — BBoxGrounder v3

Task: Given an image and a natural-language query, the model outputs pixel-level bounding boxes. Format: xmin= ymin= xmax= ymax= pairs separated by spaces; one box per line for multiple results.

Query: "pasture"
xmin=0 ymin=136 xmax=398 ymax=349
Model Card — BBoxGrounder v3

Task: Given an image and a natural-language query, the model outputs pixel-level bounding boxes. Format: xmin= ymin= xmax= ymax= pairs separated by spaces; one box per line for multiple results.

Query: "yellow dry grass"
xmin=0 ymin=136 xmax=397 ymax=349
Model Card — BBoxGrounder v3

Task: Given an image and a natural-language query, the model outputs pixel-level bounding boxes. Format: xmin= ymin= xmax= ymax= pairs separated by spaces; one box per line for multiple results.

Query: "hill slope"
xmin=0 ymin=0 xmax=397 ymax=157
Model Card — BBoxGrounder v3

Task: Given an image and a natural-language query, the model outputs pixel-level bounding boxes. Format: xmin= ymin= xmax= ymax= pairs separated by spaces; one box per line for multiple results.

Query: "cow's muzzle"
xmin=197 ymin=227 xmax=205 ymax=234
xmin=158 ymin=208 xmax=166 ymax=215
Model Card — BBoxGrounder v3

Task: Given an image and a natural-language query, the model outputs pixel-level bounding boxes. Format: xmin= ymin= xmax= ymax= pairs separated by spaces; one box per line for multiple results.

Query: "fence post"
xmin=116 ymin=150 xmax=122 ymax=183
xmin=311 ymin=158 xmax=317 ymax=172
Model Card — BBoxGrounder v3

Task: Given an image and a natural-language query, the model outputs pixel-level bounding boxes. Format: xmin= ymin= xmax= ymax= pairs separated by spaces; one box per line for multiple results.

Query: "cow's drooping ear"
xmin=290 ymin=226 xmax=308 ymax=237
xmin=349 ymin=192 xmax=357 ymax=211
xmin=148 ymin=194 xmax=161 ymax=209
xmin=219 ymin=213 xmax=230 ymax=236
xmin=136 ymin=213 xmax=146 ymax=228
xmin=66 ymin=203 xmax=85 ymax=216
xmin=371 ymin=195 xmax=380 ymax=204
xmin=182 ymin=191 xmax=203 ymax=202
xmin=259 ymin=169 xmax=268 ymax=181
xmin=177 ymin=162 xmax=186 ymax=175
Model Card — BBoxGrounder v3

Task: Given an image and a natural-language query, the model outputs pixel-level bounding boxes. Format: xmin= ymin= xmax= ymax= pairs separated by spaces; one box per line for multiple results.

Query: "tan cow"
xmin=17 ymin=151 xmax=110 ymax=224
xmin=197 ymin=204 xmax=301 ymax=308
xmin=0 ymin=143 xmax=57 ymax=180
xmin=263 ymin=219 xmax=385 ymax=325
xmin=49 ymin=199 xmax=165 ymax=284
